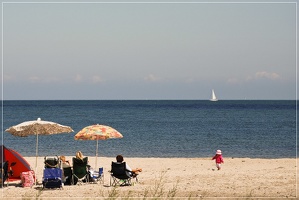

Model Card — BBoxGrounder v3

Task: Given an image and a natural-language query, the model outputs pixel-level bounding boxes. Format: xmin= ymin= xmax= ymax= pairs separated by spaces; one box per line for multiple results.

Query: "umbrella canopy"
xmin=74 ymin=124 xmax=123 ymax=168
xmin=6 ymin=118 xmax=73 ymax=137
xmin=5 ymin=118 xmax=74 ymax=184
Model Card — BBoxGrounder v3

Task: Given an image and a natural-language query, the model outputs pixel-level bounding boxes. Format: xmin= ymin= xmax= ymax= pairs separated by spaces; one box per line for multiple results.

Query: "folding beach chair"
xmin=72 ymin=157 xmax=89 ymax=185
xmin=110 ymin=162 xmax=133 ymax=186
xmin=44 ymin=156 xmax=60 ymax=168
xmin=62 ymin=167 xmax=73 ymax=185
xmin=42 ymin=156 xmax=63 ymax=189
xmin=89 ymin=167 xmax=104 ymax=184
xmin=42 ymin=168 xmax=63 ymax=189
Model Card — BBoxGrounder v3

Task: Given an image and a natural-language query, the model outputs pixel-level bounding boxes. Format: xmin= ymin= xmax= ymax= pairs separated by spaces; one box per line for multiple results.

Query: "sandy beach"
xmin=1 ymin=156 xmax=297 ymax=199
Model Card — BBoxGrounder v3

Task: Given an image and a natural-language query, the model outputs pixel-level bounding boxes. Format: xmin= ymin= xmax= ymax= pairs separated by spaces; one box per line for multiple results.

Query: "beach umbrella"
xmin=5 ymin=118 xmax=74 ymax=184
xmin=74 ymin=124 xmax=123 ymax=168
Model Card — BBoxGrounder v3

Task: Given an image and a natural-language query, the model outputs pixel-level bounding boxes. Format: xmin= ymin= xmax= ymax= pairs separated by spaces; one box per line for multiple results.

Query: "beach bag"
xmin=20 ymin=170 xmax=35 ymax=187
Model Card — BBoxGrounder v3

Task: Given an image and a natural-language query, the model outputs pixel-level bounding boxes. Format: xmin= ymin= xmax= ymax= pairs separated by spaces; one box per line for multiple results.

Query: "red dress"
xmin=212 ymin=154 xmax=224 ymax=164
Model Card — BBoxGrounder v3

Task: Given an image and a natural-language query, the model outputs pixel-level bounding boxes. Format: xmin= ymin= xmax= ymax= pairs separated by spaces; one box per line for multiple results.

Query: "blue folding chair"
xmin=90 ymin=167 xmax=104 ymax=184
xmin=42 ymin=168 xmax=63 ymax=189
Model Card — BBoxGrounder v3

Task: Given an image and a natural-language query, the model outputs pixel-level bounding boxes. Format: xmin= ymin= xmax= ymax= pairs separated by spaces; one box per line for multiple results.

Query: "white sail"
xmin=210 ymin=89 xmax=218 ymax=101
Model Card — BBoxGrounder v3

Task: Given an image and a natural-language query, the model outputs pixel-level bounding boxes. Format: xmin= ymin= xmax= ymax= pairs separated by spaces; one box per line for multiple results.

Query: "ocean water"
xmin=2 ymin=100 xmax=296 ymax=158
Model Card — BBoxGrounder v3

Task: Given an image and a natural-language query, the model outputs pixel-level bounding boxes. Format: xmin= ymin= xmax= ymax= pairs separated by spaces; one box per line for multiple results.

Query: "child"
xmin=212 ymin=149 xmax=224 ymax=170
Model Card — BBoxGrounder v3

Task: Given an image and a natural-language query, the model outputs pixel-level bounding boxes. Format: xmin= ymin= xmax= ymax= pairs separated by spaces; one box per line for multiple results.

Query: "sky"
xmin=1 ymin=1 xmax=297 ymax=100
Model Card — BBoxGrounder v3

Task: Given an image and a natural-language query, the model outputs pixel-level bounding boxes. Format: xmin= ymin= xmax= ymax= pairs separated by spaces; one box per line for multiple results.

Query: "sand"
xmin=0 ymin=156 xmax=297 ymax=199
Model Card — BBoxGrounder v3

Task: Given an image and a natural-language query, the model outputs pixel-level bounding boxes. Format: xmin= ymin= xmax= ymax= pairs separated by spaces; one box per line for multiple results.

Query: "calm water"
xmin=1 ymin=100 xmax=296 ymax=158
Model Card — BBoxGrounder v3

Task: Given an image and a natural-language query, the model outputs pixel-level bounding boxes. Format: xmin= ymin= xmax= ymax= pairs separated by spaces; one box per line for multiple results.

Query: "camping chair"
xmin=42 ymin=168 xmax=63 ymax=189
xmin=44 ymin=156 xmax=60 ymax=168
xmin=72 ymin=157 xmax=89 ymax=185
xmin=110 ymin=162 xmax=133 ymax=186
xmin=43 ymin=156 xmax=62 ymax=189
xmin=0 ymin=161 xmax=8 ymax=187
xmin=89 ymin=167 xmax=104 ymax=184
xmin=62 ymin=167 xmax=73 ymax=185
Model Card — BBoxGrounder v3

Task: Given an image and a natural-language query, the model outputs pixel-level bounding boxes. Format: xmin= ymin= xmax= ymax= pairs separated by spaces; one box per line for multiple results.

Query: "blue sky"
xmin=2 ymin=1 xmax=297 ymax=100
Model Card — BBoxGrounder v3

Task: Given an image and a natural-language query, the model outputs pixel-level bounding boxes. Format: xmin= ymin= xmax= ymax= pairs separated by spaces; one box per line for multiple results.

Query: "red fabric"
xmin=20 ymin=171 xmax=35 ymax=187
xmin=212 ymin=154 xmax=224 ymax=164
xmin=0 ymin=145 xmax=32 ymax=181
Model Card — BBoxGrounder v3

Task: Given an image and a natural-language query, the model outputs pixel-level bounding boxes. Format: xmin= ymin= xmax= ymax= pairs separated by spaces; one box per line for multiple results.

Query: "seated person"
xmin=75 ymin=151 xmax=90 ymax=167
xmin=60 ymin=156 xmax=71 ymax=168
xmin=60 ymin=155 xmax=72 ymax=185
xmin=74 ymin=151 xmax=93 ymax=182
xmin=115 ymin=155 xmax=142 ymax=177
xmin=75 ymin=151 xmax=86 ymax=161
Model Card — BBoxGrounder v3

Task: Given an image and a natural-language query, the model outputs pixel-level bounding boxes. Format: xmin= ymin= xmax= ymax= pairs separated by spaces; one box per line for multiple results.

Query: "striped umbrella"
xmin=74 ymin=124 xmax=123 ymax=168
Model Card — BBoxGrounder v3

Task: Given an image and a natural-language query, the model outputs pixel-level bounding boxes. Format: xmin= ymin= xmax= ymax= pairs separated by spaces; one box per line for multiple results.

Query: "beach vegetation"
xmin=142 ymin=187 xmax=150 ymax=199
xmin=245 ymin=188 xmax=254 ymax=198
xmin=107 ymin=186 xmax=119 ymax=200
xmin=122 ymin=190 xmax=134 ymax=200
xmin=150 ymin=170 xmax=167 ymax=199
xmin=102 ymin=170 xmax=183 ymax=200
xmin=166 ymin=179 xmax=179 ymax=198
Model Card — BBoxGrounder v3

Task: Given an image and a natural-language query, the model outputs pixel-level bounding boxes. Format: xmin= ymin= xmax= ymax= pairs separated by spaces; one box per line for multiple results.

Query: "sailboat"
xmin=210 ymin=89 xmax=218 ymax=101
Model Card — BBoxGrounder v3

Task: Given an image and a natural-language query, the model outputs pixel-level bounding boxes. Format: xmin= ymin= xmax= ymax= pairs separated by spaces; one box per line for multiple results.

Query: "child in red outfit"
xmin=212 ymin=149 xmax=224 ymax=170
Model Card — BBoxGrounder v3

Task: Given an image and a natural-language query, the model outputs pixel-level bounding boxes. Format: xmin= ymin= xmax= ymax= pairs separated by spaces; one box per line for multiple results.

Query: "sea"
xmin=1 ymin=100 xmax=297 ymax=158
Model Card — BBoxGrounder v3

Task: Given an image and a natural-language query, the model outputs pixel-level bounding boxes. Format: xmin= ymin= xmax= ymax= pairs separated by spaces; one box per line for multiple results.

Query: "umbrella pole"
xmin=95 ymin=140 xmax=98 ymax=169
xmin=35 ymin=133 xmax=38 ymax=186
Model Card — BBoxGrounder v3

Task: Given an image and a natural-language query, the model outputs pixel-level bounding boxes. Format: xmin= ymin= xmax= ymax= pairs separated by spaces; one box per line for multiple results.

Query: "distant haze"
xmin=2 ymin=2 xmax=296 ymax=100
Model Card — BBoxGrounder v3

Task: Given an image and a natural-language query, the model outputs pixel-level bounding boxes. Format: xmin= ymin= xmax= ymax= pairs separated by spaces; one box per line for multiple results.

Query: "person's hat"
xmin=216 ymin=150 xmax=222 ymax=155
